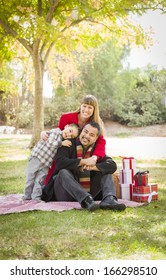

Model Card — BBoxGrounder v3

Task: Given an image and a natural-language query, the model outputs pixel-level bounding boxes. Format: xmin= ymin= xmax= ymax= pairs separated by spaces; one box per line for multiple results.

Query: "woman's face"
xmin=80 ymin=103 xmax=94 ymax=120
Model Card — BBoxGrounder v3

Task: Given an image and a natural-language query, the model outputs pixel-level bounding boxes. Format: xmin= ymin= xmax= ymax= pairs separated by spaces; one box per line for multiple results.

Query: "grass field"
xmin=0 ymin=135 xmax=166 ymax=260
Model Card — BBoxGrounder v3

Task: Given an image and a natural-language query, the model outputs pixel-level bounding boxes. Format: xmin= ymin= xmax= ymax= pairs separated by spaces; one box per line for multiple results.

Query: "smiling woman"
xmin=75 ymin=95 xmax=105 ymax=135
xmin=42 ymin=94 xmax=107 ymax=184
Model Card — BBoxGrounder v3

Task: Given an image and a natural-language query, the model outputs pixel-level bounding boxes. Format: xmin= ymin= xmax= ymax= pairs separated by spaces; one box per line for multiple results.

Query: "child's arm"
xmin=62 ymin=140 xmax=72 ymax=147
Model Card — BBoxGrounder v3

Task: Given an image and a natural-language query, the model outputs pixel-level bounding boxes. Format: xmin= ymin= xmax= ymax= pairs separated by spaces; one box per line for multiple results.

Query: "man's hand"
xmin=79 ymin=165 xmax=99 ymax=172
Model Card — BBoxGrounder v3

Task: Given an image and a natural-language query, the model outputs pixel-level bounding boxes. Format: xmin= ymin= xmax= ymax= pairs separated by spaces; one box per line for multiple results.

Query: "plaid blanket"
xmin=0 ymin=194 xmax=147 ymax=215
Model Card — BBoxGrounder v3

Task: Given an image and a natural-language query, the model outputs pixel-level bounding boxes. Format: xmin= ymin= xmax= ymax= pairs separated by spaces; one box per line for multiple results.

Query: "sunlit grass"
xmin=0 ymin=135 xmax=166 ymax=260
xmin=0 ymin=135 xmax=31 ymax=161
xmin=113 ymin=132 xmax=133 ymax=138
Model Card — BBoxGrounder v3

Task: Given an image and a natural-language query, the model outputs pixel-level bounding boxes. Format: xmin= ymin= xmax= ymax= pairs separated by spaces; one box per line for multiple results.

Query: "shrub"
xmin=44 ymin=94 xmax=80 ymax=127
xmin=15 ymin=102 xmax=33 ymax=128
xmin=113 ymin=86 xmax=166 ymax=126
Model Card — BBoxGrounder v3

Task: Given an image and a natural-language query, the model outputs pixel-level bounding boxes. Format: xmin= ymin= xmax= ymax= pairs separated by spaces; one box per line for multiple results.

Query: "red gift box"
xmin=133 ymin=184 xmax=158 ymax=194
xmin=132 ymin=193 xmax=158 ymax=202
xmin=132 ymin=183 xmax=158 ymax=203
xmin=134 ymin=171 xmax=149 ymax=186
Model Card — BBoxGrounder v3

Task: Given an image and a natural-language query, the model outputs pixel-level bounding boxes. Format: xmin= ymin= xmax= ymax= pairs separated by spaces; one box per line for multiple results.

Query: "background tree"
xmin=44 ymin=44 xmax=166 ymax=127
xmin=74 ymin=40 xmax=124 ymax=119
xmin=0 ymin=42 xmax=34 ymax=127
xmin=113 ymin=66 xmax=166 ymax=126
xmin=0 ymin=0 xmax=165 ymax=146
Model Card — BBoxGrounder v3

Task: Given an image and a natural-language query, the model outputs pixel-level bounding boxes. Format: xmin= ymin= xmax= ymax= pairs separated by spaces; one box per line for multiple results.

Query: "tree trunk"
xmin=29 ymin=53 xmax=44 ymax=148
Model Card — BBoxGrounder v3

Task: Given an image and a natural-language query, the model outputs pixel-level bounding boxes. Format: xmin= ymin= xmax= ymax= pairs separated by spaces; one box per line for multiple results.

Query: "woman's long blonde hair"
xmin=76 ymin=94 xmax=105 ymax=136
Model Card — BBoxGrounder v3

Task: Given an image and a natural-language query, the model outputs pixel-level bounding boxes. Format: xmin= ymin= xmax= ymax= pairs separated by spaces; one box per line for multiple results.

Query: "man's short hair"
xmin=85 ymin=121 xmax=101 ymax=136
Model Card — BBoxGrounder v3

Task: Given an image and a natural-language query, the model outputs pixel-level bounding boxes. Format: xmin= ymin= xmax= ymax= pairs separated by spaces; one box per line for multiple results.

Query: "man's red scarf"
xmin=76 ymin=139 xmax=93 ymax=192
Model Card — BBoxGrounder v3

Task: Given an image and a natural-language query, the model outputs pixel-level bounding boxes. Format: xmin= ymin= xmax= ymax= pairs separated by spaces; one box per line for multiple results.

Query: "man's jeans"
xmin=53 ymin=169 xmax=116 ymax=204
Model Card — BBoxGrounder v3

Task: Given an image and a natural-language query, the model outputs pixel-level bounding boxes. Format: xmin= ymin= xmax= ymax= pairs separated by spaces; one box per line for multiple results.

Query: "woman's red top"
xmin=44 ymin=112 xmax=106 ymax=184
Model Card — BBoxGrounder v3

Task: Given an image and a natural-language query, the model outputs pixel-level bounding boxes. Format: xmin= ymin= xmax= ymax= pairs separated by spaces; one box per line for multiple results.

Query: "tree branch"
xmin=0 ymin=19 xmax=33 ymax=54
xmin=85 ymin=18 xmax=116 ymax=33
xmin=43 ymin=41 xmax=55 ymax=66
xmin=38 ymin=0 xmax=42 ymax=16
xmin=46 ymin=0 xmax=60 ymax=23
xmin=60 ymin=16 xmax=89 ymax=33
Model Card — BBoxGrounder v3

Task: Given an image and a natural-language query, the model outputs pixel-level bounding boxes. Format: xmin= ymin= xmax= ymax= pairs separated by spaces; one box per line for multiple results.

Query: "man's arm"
xmin=82 ymin=156 xmax=117 ymax=174
xmin=55 ymin=143 xmax=80 ymax=172
xmin=79 ymin=157 xmax=97 ymax=167
xmin=55 ymin=140 xmax=97 ymax=172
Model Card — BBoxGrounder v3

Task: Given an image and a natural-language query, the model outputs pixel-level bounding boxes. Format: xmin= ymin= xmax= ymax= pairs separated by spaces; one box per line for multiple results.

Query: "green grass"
xmin=112 ymin=132 xmax=133 ymax=138
xmin=0 ymin=135 xmax=166 ymax=260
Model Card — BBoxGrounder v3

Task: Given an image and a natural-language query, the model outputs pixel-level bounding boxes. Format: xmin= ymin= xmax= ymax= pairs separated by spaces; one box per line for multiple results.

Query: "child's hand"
xmin=41 ymin=131 xmax=49 ymax=141
xmin=62 ymin=140 xmax=72 ymax=147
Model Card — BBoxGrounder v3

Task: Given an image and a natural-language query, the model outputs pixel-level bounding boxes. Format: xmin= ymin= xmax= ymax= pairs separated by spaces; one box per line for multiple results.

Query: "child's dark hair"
xmin=69 ymin=123 xmax=81 ymax=135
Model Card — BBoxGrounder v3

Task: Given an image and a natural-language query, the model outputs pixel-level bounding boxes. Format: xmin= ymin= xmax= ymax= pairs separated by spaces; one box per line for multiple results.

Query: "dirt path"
xmin=0 ymin=122 xmax=166 ymax=160
xmin=104 ymin=121 xmax=166 ymax=137
xmin=104 ymin=121 xmax=166 ymax=160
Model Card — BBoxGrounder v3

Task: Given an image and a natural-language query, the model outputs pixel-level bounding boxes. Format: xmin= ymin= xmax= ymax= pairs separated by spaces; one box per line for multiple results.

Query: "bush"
xmin=113 ymin=87 xmax=166 ymax=126
xmin=15 ymin=102 xmax=33 ymax=128
xmin=44 ymin=94 xmax=80 ymax=127
xmin=44 ymin=101 xmax=59 ymax=127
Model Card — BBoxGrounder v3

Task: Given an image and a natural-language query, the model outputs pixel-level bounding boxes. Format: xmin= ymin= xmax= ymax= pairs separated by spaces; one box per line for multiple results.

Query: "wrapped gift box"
xmin=120 ymin=169 xmax=139 ymax=184
xmin=132 ymin=184 xmax=158 ymax=203
xmin=134 ymin=171 xmax=149 ymax=186
xmin=132 ymin=193 xmax=158 ymax=203
xmin=122 ymin=157 xmax=136 ymax=170
xmin=120 ymin=183 xmax=133 ymax=200
xmin=133 ymin=184 xmax=158 ymax=194
xmin=113 ymin=172 xmax=121 ymax=199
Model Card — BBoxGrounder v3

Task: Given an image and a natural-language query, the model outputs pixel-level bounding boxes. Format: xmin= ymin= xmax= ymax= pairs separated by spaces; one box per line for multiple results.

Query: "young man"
xmin=23 ymin=123 xmax=79 ymax=200
xmin=42 ymin=121 xmax=126 ymax=212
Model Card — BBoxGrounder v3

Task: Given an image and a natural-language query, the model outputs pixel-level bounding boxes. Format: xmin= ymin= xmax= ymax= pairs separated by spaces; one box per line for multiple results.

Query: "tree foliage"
xmin=44 ymin=45 xmax=166 ymax=127
xmin=0 ymin=0 xmax=166 ymax=144
xmin=113 ymin=67 xmax=166 ymax=126
xmin=73 ymin=40 xmax=125 ymax=119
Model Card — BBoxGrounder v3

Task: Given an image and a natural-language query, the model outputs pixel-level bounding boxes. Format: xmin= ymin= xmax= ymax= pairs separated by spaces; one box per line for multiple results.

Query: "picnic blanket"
xmin=0 ymin=194 xmax=147 ymax=215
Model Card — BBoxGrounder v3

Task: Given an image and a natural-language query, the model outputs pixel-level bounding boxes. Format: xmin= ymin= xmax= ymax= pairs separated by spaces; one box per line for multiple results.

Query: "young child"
xmin=23 ymin=123 xmax=79 ymax=200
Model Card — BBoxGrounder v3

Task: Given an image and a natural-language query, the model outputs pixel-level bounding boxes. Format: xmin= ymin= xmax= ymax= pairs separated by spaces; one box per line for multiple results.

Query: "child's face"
xmin=62 ymin=125 xmax=78 ymax=139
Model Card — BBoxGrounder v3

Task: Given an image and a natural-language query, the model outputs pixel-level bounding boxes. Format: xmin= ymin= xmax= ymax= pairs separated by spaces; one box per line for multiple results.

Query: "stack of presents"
xmin=113 ymin=157 xmax=158 ymax=203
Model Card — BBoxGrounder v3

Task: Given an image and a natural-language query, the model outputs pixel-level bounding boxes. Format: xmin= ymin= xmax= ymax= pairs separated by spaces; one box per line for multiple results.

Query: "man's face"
xmin=79 ymin=124 xmax=99 ymax=148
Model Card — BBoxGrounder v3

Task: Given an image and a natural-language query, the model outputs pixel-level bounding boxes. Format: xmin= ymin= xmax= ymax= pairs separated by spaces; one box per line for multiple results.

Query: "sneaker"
xmin=81 ymin=195 xmax=99 ymax=211
xmin=100 ymin=195 xmax=126 ymax=211
xmin=22 ymin=196 xmax=31 ymax=200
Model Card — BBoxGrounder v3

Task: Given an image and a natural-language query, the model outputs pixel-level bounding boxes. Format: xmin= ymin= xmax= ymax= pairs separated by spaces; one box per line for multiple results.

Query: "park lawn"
xmin=0 ymin=135 xmax=166 ymax=260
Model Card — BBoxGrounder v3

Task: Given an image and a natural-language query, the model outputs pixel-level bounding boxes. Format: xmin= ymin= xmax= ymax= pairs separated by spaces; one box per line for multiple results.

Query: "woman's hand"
xmin=79 ymin=156 xmax=97 ymax=167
